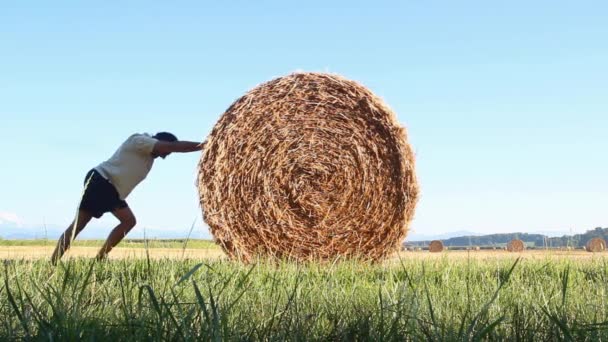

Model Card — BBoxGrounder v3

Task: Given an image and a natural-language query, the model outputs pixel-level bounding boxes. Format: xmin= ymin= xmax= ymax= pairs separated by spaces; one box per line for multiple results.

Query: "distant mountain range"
xmin=406 ymin=230 xmax=481 ymax=242
xmin=1 ymin=216 xmax=604 ymax=248
xmin=0 ymin=222 xmax=209 ymax=240
xmin=406 ymin=227 xmax=608 ymax=248
xmin=406 ymin=228 xmax=588 ymax=242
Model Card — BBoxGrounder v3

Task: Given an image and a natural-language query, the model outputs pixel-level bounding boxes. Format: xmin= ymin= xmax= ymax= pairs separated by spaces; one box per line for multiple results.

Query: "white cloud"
xmin=0 ymin=211 xmax=23 ymax=226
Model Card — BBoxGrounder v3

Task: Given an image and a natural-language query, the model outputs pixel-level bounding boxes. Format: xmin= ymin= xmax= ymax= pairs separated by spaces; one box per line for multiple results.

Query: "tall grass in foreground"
xmin=2 ymin=256 xmax=608 ymax=340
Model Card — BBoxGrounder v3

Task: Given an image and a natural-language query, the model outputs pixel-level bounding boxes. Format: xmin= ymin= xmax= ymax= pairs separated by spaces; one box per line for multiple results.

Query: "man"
xmin=51 ymin=132 xmax=202 ymax=264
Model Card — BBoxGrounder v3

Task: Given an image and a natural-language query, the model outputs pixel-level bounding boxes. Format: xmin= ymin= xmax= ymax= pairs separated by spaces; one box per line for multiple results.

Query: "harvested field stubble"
xmin=198 ymin=72 xmax=419 ymax=261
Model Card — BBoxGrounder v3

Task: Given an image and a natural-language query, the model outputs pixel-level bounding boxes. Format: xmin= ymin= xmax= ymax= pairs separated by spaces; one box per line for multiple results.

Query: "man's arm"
xmin=153 ymin=141 xmax=204 ymax=155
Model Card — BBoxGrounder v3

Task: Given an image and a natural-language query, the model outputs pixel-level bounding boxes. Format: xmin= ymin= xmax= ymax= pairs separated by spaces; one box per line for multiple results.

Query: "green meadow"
xmin=2 ymin=254 xmax=608 ymax=340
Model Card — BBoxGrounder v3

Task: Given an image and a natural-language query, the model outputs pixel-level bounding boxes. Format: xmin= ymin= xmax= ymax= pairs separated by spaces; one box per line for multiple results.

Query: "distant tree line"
xmin=407 ymin=227 xmax=608 ymax=248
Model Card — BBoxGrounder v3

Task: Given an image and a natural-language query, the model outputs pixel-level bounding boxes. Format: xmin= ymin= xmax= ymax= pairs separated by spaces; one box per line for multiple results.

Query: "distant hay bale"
xmin=585 ymin=238 xmax=607 ymax=253
xmin=198 ymin=72 xmax=419 ymax=262
xmin=507 ymin=239 xmax=525 ymax=252
xmin=429 ymin=240 xmax=444 ymax=253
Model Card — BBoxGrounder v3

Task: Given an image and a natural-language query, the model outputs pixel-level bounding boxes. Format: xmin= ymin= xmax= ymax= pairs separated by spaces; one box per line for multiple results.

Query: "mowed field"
xmin=2 ymin=241 xmax=608 ymax=340
xmin=0 ymin=243 xmax=605 ymax=261
xmin=1 ymin=245 xmax=226 ymax=260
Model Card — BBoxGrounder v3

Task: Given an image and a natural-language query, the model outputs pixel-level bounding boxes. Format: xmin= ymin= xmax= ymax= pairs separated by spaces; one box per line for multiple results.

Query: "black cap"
xmin=153 ymin=132 xmax=178 ymax=142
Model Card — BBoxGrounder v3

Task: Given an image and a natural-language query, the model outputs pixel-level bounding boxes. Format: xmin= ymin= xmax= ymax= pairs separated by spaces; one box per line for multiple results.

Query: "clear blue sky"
xmin=1 ymin=1 xmax=606 ymax=239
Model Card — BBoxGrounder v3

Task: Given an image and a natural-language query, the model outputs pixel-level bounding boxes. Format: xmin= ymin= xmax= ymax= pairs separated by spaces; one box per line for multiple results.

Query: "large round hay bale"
xmin=585 ymin=238 xmax=606 ymax=253
xmin=198 ymin=72 xmax=419 ymax=261
xmin=507 ymin=239 xmax=525 ymax=252
xmin=429 ymin=240 xmax=444 ymax=253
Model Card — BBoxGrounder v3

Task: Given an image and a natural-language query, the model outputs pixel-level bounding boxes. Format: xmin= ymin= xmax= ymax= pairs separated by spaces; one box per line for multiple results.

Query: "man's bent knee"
xmin=122 ymin=216 xmax=136 ymax=229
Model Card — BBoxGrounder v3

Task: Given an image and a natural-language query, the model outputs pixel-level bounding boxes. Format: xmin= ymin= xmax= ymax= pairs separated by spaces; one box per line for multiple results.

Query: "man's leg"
xmin=51 ymin=210 xmax=93 ymax=265
xmin=96 ymin=207 xmax=136 ymax=260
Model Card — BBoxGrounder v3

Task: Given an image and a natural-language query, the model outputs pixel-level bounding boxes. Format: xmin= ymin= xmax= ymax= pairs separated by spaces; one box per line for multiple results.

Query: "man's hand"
xmin=153 ymin=141 xmax=204 ymax=155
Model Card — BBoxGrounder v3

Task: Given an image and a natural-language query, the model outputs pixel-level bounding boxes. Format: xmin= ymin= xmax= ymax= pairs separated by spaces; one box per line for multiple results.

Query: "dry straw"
xmin=507 ymin=239 xmax=525 ymax=252
xmin=585 ymin=237 xmax=606 ymax=253
xmin=198 ymin=72 xmax=419 ymax=262
xmin=429 ymin=240 xmax=444 ymax=253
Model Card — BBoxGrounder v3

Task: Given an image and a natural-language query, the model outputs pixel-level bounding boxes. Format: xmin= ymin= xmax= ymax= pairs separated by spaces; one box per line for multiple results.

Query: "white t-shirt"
xmin=95 ymin=133 xmax=158 ymax=200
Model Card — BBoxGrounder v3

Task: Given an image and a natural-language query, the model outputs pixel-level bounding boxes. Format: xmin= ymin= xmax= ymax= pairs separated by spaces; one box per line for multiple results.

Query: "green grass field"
xmin=2 ymin=254 xmax=608 ymax=340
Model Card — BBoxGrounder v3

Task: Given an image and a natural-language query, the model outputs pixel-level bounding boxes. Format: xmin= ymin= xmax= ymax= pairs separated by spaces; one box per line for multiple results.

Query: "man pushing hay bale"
xmin=507 ymin=239 xmax=525 ymax=252
xmin=585 ymin=237 xmax=607 ymax=253
xmin=198 ymin=72 xmax=419 ymax=262
xmin=429 ymin=240 xmax=444 ymax=253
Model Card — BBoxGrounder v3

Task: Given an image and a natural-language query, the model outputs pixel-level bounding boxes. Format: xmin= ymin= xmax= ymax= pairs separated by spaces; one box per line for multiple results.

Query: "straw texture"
xmin=198 ymin=72 xmax=419 ymax=261
xmin=429 ymin=240 xmax=444 ymax=253
xmin=585 ymin=237 xmax=606 ymax=253
xmin=507 ymin=239 xmax=525 ymax=252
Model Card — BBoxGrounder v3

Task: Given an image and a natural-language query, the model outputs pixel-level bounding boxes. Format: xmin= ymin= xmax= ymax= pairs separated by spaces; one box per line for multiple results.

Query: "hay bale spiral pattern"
xmin=507 ymin=239 xmax=525 ymax=252
xmin=585 ymin=237 xmax=606 ymax=253
xmin=429 ymin=240 xmax=444 ymax=253
xmin=198 ymin=72 xmax=419 ymax=261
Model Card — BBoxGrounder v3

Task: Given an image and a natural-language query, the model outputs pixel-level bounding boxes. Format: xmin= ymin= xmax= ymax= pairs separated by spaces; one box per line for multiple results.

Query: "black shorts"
xmin=79 ymin=169 xmax=128 ymax=218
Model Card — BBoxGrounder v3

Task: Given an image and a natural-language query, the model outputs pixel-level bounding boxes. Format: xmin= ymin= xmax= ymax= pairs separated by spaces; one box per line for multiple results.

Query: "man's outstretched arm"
xmin=153 ymin=141 xmax=204 ymax=155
